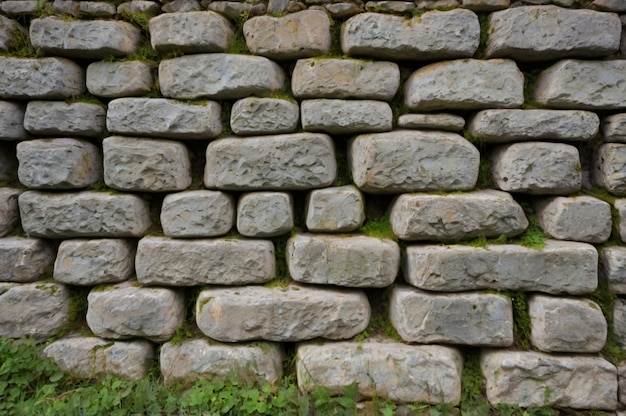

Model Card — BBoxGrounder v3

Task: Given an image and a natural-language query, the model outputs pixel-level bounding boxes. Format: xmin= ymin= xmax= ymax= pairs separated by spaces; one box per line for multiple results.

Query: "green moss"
xmin=360 ymin=216 xmax=397 ymax=242
xmin=509 ymin=290 xmax=531 ymax=350
xmin=461 ymin=234 xmax=508 ymax=248
xmin=119 ymin=9 xmax=151 ymax=33
xmin=54 ymin=286 xmax=90 ymax=339
xmin=508 ymin=200 xmax=546 ymax=250
xmin=473 ymin=14 xmax=490 ymax=59
xmin=227 ymin=11 xmax=250 ymax=55
xmin=591 ymin=275 xmax=626 ymax=365
xmin=460 ymin=349 xmax=491 ymax=415
xmin=264 ymin=234 xmax=293 ymax=289
xmin=65 ymin=94 xmax=106 ymax=107
xmin=0 ymin=26 xmax=42 ymax=58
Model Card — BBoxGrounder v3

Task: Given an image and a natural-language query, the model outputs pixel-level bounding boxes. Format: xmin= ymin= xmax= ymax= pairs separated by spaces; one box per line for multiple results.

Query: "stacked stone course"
xmin=0 ymin=0 xmax=626 ymax=411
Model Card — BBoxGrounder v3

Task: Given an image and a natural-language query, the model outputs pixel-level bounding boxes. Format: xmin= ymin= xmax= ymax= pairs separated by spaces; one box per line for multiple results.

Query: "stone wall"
xmin=1 ymin=0 xmax=626 ymax=411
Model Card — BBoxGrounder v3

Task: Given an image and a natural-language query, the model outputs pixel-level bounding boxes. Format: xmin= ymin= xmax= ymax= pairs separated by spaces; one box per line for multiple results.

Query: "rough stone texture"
xmin=405 ymin=59 xmax=524 ymax=111
xmin=601 ymin=247 xmax=626 ymax=294
xmin=619 ymin=364 xmax=626 ymax=406
xmin=528 ymin=294 xmax=606 ymax=353
xmin=301 ymin=99 xmax=392 ymax=134
xmin=389 ymin=286 xmax=513 ymax=346
xmin=481 ymin=350 xmax=618 ymax=410
xmin=0 ymin=237 xmax=54 ymax=283
xmin=17 ymin=139 xmax=102 ymax=190
xmin=0 ymin=15 xmax=24 ymax=51
xmin=0 ymin=282 xmax=69 ymax=339
xmin=535 ymin=196 xmax=611 ymax=243
xmin=161 ymin=0 xmax=202 ymax=12
xmin=291 ymin=58 xmax=399 ymax=101
xmin=103 ymin=136 xmax=191 ymax=192
xmin=0 ymin=188 xmax=21 ymax=237
xmin=534 ymin=60 xmax=626 ymax=110
xmin=24 ymin=101 xmax=105 ymax=137
xmin=159 ymin=54 xmax=285 ymax=100
xmin=118 ymin=1 xmax=161 ymax=15
xmin=160 ymin=339 xmax=283 ymax=385
xmin=617 ymin=200 xmax=626 ymax=243
xmin=30 ymin=17 xmax=141 ymax=59
xmin=389 ymin=190 xmax=528 ymax=241
xmin=268 ymin=0 xmax=290 ymax=13
xmin=593 ymin=0 xmax=626 ymax=10
xmin=107 ymin=98 xmax=222 ymax=139
xmin=237 ymin=192 xmax=293 ymax=237
xmin=0 ymin=57 xmax=84 ymax=99
xmin=287 ymin=234 xmax=399 ymax=288
xmin=54 ymin=239 xmax=135 ymax=286
xmin=230 ymin=98 xmax=299 ymax=136
xmin=0 ymin=101 xmax=28 ymax=140
xmin=397 ymin=113 xmax=465 ymax=132
xmin=463 ymin=0 xmax=509 ymax=10
xmin=204 ymin=133 xmax=336 ymax=191
xmin=196 ymin=285 xmax=370 ymax=342
xmin=305 ymin=185 xmax=364 ymax=232
xmin=149 ymin=11 xmax=233 ymax=54
xmin=161 ymin=190 xmax=234 ymax=238
xmin=86 ymin=61 xmax=154 ymax=98
xmin=297 ymin=341 xmax=463 ymax=404
xmin=603 ymin=114 xmax=626 ymax=143
xmin=79 ymin=2 xmax=117 ymax=16
xmin=324 ymin=2 xmax=362 ymax=18
xmin=341 ymin=10 xmax=479 ymax=60
xmin=244 ymin=10 xmax=331 ymax=60
xmin=207 ymin=2 xmax=266 ymax=19
xmin=86 ymin=282 xmax=185 ymax=343
xmin=491 ymin=142 xmax=581 ymax=195
xmin=365 ymin=1 xmax=415 ymax=12
xmin=485 ymin=6 xmax=621 ymax=60
xmin=615 ymin=297 xmax=626 ymax=347
xmin=467 ymin=109 xmax=599 ymax=143
xmin=405 ymin=240 xmax=598 ymax=294
xmin=593 ymin=143 xmax=626 ymax=195
xmin=43 ymin=338 xmax=154 ymax=381
xmin=19 ymin=191 xmax=151 ymax=238
xmin=136 ymin=236 xmax=275 ymax=286
xmin=349 ymin=130 xmax=479 ymax=194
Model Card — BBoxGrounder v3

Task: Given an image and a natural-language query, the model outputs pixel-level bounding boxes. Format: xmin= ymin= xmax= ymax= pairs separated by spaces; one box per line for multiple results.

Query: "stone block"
xmin=0 ymin=15 xmax=25 ymax=51
xmin=161 ymin=190 xmax=234 ymax=238
xmin=0 ymin=237 xmax=54 ymax=283
xmin=207 ymin=2 xmax=266 ymax=19
xmin=0 ymin=101 xmax=28 ymax=140
xmin=107 ymin=98 xmax=222 ymax=140
xmin=397 ymin=113 xmax=465 ymax=132
xmin=0 ymin=188 xmax=21 ymax=236
xmin=365 ymin=1 xmax=415 ymax=13
xmin=305 ymin=185 xmax=364 ymax=232
xmin=196 ymin=285 xmax=370 ymax=342
xmin=136 ymin=236 xmax=275 ymax=286
xmin=593 ymin=0 xmax=626 ymax=10
xmin=614 ymin=298 xmax=626 ymax=347
xmin=617 ymin=200 xmax=626 ymax=242
xmin=149 ymin=11 xmax=233 ymax=53
xmin=301 ymin=99 xmax=392 ymax=134
xmin=19 ymin=191 xmax=151 ymax=238
xmin=161 ymin=0 xmax=202 ymax=12
xmin=118 ymin=0 xmax=161 ymax=15
xmin=78 ymin=2 xmax=117 ymax=16
xmin=593 ymin=143 xmax=626 ymax=195
xmin=535 ymin=196 xmax=611 ymax=243
xmin=341 ymin=10 xmax=479 ymax=60
xmin=324 ymin=2 xmax=362 ymax=18
xmin=86 ymin=61 xmax=153 ymax=98
xmin=23 ymin=101 xmax=105 ymax=138
xmin=297 ymin=341 xmax=463 ymax=404
xmin=204 ymin=133 xmax=336 ymax=191
xmin=237 ymin=192 xmax=293 ymax=237
xmin=17 ymin=139 xmax=102 ymax=190
xmin=603 ymin=114 xmax=626 ymax=143
xmin=230 ymin=98 xmax=299 ymax=136
xmin=0 ymin=1 xmax=39 ymax=14
xmin=601 ymin=247 xmax=626 ymax=294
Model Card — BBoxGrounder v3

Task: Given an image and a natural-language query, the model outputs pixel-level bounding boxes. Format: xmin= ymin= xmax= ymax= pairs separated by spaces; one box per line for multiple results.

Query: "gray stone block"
xmin=603 ymin=114 xmax=626 ymax=143
xmin=24 ymin=101 xmax=106 ymax=137
xmin=593 ymin=0 xmax=626 ymax=10
xmin=236 ymin=192 xmax=293 ymax=237
xmin=365 ymin=1 xmax=415 ymax=12
xmin=535 ymin=196 xmax=611 ymax=243
xmin=118 ymin=0 xmax=161 ymax=15
xmin=86 ymin=61 xmax=154 ymax=98
xmin=161 ymin=0 xmax=202 ymax=12
xmin=601 ymin=247 xmax=626 ymax=294
xmin=0 ymin=57 xmax=84 ymax=99
xmin=207 ymin=2 xmax=266 ymax=19
xmin=161 ymin=190 xmax=234 ymax=238
xmin=593 ymin=143 xmax=626 ymax=195
xmin=0 ymin=237 xmax=54 ymax=283
xmin=324 ymin=2 xmax=362 ymax=18
xmin=230 ymin=98 xmax=299 ymax=136
xmin=0 ymin=101 xmax=28 ymax=140
xmin=0 ymin=15 xmax=25 ymax=51
xmin=78 ymin=2 xmax=117 ymax=16
xmin=616 ymin=200 xmax=626 ymax=242
xmin=0 ymin=1 xmax=39 ymax=15
xmin=0 ymin=188 xmax=21 ymax=237
xmin=301 ymin=99 xmax=392 ymax=134
xmin=397 ymin=113 xmax=465 ymax=132
xmin=305 ymin=185 xmax=364 ymax=232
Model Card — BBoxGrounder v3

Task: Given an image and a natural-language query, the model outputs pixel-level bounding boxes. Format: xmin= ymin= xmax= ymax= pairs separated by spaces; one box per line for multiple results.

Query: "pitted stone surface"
xmin=19 ymin=191 xmax=151 ymax=238
xmin=593 ymin=144 xmax=626 ymax=195
xmin=365 ymin=1 xmax=415 ymax=12
xmin=0 ymin=101 xmax=28 ymax=140
xmin=397 ymin=113 xmax=465 ymax=132
xmin=603 ymin=114 xmax=626 ymax=143
xmin=0 ymin=188 xmax=21 ymax=237
xmin=405 ymin=59 xmax=524 ymax=111
xmin=389 ymin=286 xmax=513 ymax=346
xmin=305 ymin=185 xmax=364 ymax=232
xmin=204 ymin=133 xmax=336 ymax=191
xmin=0 ymin=57 xmax=84 ymax=99
xmin=24 ymin=101 xmax=105 ymax=137
xmin=54 ymin=239 xmax=135 ymax=286
xmin=481 ymin=350 xmax=618 ymax=410
xmin=107 ymin=98 xmax=222 ymax=139
xmin=389 ymin=190 xmax=528 ymax=241
xmin=617 ymin=200 xmax=626 ymax=242
xmin=207 ymin=2 xmax=267 ymax=20
xmin=136 ymin=236 xmax=275 ymax=286
xmin=0 ymin=1 xmax=40 ymax=14
xmin=535 ymin=196 xmax=611 ymax=243
xmin=287 ymin=234 xmax=399 ymax=288
xmin=297 ymin=341 xmax=463 ymax=404
xmin=237 ymin=192 xmax=293 ymax=237
xmin=196 ymin=285 xmax=370 ymax=342
xmin=601 ymin=247 xmax=626 ymax=294
xmin=231 ymin=98 xmax=299 ymax=136
xmin=117 ymin=1 xmax=161 ymax=15
xmin=159 ymin=54 xmax=285 ymax=100
xmin=301 ymin=99 xmax=392 ymax=134
xmin=0 ymin=237 xmax=54 ymax=283
xmin=79 ymin=2 xmax=117 ymax=16
xmin=349 ymin=130 xmax=479 ymax=193
xmin=161 ymin=190 xmax=234 ymax=238
xmin=87 ymin=61 xmax=154 ymax=98
xmin=341 ymin=10 xmax=479 ymax=60
xmin=149 ymin=11 xmax=233 ymax=53
xmin=485 ymin=6 xmax=621 ymax=60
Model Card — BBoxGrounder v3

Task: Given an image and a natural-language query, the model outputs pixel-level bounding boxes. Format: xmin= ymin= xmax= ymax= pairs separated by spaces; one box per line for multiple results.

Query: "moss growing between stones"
xmin=509 ymin=199 xmax=547 ymax=250
xmin=227 ymin=11 xmax=250 ymax=55
xmin=591 ymin=275 xmax=626 ymax=365
xmin=473 ymin=13 xmax=490 ymax=59
xmin=460 ymin=349 xmax=491 ymax=415
xmin=1 ymin=25 xmax=42 ymax=58
xmin=54 ymin=286 xmax=90 ymax=339
xmin=264 ymin=234 xmax=293 ymax=289
xmin=360 ymin=216 xmax=397 ymax=242
xmin=508 ymin=290 xmax=532 ymax=350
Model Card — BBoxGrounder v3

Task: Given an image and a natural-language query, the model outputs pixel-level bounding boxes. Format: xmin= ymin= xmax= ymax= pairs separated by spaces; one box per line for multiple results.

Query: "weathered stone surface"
xmin=301 ymin=99 xmax=392 ymax=134
xmin=237 ymin=192 xmax=293 ymax=237
xmin=54 ymin=239 xmax=135 ymax=286
xmin=291 ymin=58 xmax=399 ymax=101
xmin=86 ymin=61 xmax=154 ymax=98
xmin=305 ymin=185 xmax=364 ymax=232
xmin=491 ymin=142 xmax=581 ymax=195
xmin=231 ymin=98 xmax=299 ymax=136
xmin=196 ymin=285 xmax=370 ymax=342
xmin=107 ymin=98 xmax=222 ymax=139
xmin=389 ymin=190 xmax=528 ymax=241
xmin=601 ymin=247 xmax=626 ymax=294
xmin=118 ymin=0 xmax=161 ymax=15
xmin=159 ymin=54 xmax=285 ymax=100
xmin=0 ymin=282 xmax=69 ymax=339
xmin=0 ymin=57 xmax=84 ymax=99
xmin=160 ymin=339 xmax=283 ymax=385
xmin=415 ymin=0 xmax=460 ymax=7
xmin=617 ymin=200 xmax=626 ymax=243
xmin=341 ymin=10 xmax=479 ymax=60
xmin=486 ymin=6 xmax=621 ymax=60
xmin=390 ymin=286 xmax=513 ymax=346
xmin=603 ymin=114 xmax=626 ymax=143
xmin=268 ymin=0 xmax=290 ymax=13
xmin=481 ymin=350 xmax=618 ymax=410
xmin=593 ymin=0 xmax=626 ymax=10
xmin=297 ymin=341 xmax=463 ymax=404
xmin=44 ymin=338 xmax=154 ymax=381
xmin=136 ymin=237 xmax=275 ymax=286
xmin=468 ymin=109 xmax=599 ymax=143
xmin=78 ymin=2 xmax=117 ymax=16
xmin=24 ymin=101 xmax=105 ymax=137
xmin=397 ymin=113 xmax=465 ymax=132
xmin=30 ymin=17 xmax=141 ymax=58
xmin=161 ymin=190 xmax=234 ymax=238
xmin=619 ymin=363 xmax=626 ymax=406
xmin=405 ymin=59 xmax=524 ymax=111
xmin=161 ymin=0 xmax=202 ymax=12
xmin=365 ymin=1 xmax=415 ymax=12
xmin=0 ymin=1 xmax=39 ymax=14
xmin=462 ymin=0 xmax=509 ymax=10
xmin=405 ymin=240 xmax=598 ymax=294
xmin=287 ymin=234 xmax=399 ymax=288
xmin=19 ymin=191 xmax=151 ymax=238
xmin=0 ymin=188 xmax=21 ymax=237
xmin=149 ymin=11 xmax=233 ymax=54
xmin=0 ymin=237 xmax=54 ymax=283
xmin=534 ymin=60 xmax=626 ymax=110
xmin=204 ymin=133 xmax=336 ymax=191
xmin=593 ymin=143 xmax=626 ymax=195
xmin=87 ymin=283 xmax=184 ymax=343
xmin=528 ymin=294 xmax=606 ymax=353
xmin=535 ymin=196 xmax=611 ymax=243
xmin=0 ymin=15 xmax=24 ymax=51
xmin=244 ymin=10 xmax=331 ymax=60
xmin=0 ymin=101 xmax=28 ymax=140
xmin=615 ymin=298 xmax=626 ymax=347
xmin=349 ymin=130 xmax=479 ymax=194
xmin=103 ymin=136 xmax=191 ymax=192
xmin=324 ymin=2 xmax=362 ymax=18
xmin=207 ymin=2 xmax=266 ymax=19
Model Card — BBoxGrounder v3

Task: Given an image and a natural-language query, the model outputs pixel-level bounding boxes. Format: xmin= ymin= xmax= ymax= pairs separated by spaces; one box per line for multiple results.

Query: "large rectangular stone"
xmin=593 ymin=143 xmax=626 ymax=195
xmin=0 ymin=237 xmax=54 ymax=283
xmin=0 ymin=101 xmax=28 ymax=140
xmin=86 ymin=61 xmax=154 ymax=98
xmin=0 ymin=57 xmax=84 ymax=99
xmin=24 ymin=101 xmax=106 ymax=137
xmin=161 ymin=190 xmax=235 ymax=238
xmin=301 ymin=99 xmax=392 ymax=134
